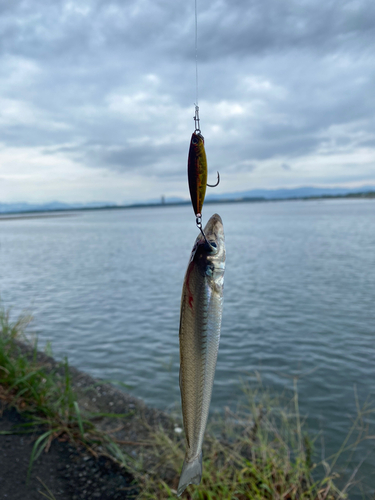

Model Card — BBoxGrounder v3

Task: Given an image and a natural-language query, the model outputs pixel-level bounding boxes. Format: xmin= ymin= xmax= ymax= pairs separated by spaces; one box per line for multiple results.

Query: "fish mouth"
xmin=202 ymin=214 xmax=223 ymax=241
xmin=196 ymin=214 xmax=224 ymax=255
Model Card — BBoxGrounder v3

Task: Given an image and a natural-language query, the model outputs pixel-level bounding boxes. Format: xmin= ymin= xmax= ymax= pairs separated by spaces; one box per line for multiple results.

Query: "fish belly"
xmin=179 ymin=263 xmax=223 ymax=461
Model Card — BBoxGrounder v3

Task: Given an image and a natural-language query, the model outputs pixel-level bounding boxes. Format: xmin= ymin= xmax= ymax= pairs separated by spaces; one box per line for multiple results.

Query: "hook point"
xmin=207 ymin=171 xmax=220 ymax=188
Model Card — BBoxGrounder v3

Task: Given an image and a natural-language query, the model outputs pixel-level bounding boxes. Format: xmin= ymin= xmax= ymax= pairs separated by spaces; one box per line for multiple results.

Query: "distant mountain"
xmin=2 ymin=185 xmax=375 ymax=215
xmin=205 ymin=185 xmax=375 ymax=201
xmin=0 ymin=201 xmax=116 ymax=214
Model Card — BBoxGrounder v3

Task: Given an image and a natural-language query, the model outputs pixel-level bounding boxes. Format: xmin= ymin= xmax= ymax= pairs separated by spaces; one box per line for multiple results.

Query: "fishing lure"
xmin=188 ymin=107 xmax=220 ymax=220
xmin=187 ymin=130 xmax=207 ymax=218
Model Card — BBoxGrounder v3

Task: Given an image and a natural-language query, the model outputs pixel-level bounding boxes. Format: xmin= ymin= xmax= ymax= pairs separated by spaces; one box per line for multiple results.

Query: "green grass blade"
xmin=27 ymin=429 xmax=57 ymax=482
xmin=37 ymin=476 xmax=57 ymax=500
xmin=73 ymin=401 xmax=85 ymax=438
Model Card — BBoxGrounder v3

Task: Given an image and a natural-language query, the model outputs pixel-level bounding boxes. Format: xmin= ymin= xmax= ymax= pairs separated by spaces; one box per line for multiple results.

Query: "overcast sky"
xmin=1 ymin=0 xmax=374 ymax=204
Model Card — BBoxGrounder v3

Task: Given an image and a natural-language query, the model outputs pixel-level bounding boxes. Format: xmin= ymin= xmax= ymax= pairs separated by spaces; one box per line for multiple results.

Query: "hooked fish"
xmin=187 ymin=131 xmax=207 ymax=217
xmin=177 ymin=213 xmax=226 ymax=496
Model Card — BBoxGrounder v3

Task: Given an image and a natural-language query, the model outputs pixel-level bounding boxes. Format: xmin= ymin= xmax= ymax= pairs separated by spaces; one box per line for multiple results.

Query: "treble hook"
xmin=207 ymin=171 xmax=220 ymax=188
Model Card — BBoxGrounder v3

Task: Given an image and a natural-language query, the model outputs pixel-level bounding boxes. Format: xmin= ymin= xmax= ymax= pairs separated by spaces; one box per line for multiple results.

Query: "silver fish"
xmin=177 ymin=213 xmax=226 ymax=496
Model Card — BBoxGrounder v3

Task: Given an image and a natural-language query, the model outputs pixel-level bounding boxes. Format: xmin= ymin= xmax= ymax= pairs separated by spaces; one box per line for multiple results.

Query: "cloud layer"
xmin=1 ymin=0 xmax=374 ymax=203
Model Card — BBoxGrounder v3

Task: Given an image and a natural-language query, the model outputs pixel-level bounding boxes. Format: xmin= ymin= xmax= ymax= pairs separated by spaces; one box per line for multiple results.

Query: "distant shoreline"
xmin=0 ymin=213 xmax=77 ymax=221
xmin=1 ymin=190 xmax=374 ymax=219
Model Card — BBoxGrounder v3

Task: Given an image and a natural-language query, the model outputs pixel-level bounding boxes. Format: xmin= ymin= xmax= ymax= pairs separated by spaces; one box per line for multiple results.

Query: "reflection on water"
xmin=1 ymin=199 xmax=375 ymax=493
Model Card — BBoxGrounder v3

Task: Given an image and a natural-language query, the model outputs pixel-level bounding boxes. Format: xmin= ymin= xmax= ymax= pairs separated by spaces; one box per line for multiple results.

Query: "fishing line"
xmin=194 ymin=0 xmax=200 ymax=132
xmin=195 ymin=0 xmax=199 ymax=108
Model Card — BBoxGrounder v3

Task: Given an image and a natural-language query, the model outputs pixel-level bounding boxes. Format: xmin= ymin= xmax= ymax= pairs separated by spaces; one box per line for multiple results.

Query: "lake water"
xmin=1 ymin=199 xmax=374 ymax=495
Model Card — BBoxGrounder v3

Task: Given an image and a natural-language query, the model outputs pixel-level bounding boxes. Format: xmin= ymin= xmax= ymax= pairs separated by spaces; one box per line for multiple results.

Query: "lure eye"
xmin=192 ymin=137 xmax=199 ymax=145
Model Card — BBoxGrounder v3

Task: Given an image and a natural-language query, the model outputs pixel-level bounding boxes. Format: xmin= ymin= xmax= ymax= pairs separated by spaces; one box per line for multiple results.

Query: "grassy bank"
xmin=0 ymin=307 xmax=371 ymax=499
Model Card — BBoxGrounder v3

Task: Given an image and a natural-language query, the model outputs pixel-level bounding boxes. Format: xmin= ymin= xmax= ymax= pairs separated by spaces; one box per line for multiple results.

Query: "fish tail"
xmin=177 ymin=452 xmax=203 ymax=496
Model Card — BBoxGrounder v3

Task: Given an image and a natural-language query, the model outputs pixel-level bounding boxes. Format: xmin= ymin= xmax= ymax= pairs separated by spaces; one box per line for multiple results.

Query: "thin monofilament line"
xmin=195 ymin=0 xmax=199 ymax=107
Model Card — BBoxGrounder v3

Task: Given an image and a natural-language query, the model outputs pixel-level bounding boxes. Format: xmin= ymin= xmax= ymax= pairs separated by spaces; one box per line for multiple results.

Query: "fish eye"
xmin=204 ymin=241 xmax=217 ymax=254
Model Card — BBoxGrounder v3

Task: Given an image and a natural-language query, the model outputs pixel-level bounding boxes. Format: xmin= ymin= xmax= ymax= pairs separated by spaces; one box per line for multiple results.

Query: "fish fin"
xmin=177 ymin=452 xmax=203 ymax=496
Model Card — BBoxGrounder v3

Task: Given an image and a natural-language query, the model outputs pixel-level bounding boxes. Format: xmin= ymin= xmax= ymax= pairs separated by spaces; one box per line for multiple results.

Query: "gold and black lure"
xmin=188 ymin=106 xmax=208 ymax=218
xmin=188 ymin=105 xmax=220 ymax=246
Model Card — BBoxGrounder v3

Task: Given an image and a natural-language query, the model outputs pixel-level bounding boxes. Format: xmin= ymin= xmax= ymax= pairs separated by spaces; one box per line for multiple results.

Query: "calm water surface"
xmin=1 ymin=199 xmax=374 ymax=494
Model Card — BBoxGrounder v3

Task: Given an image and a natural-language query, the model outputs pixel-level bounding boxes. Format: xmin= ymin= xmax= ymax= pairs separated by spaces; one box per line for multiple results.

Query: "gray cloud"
xmin=281 ymin=163 xmax=291 ymax=171
xmin=53 ymin=139 xmax=186 ymax=175
xmin=1 ymin=0 xmax=375 ymax=202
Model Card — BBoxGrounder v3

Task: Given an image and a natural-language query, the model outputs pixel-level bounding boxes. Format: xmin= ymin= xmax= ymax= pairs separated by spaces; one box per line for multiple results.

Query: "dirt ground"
xmin=0 ymin=405 xmax=138 ymax=500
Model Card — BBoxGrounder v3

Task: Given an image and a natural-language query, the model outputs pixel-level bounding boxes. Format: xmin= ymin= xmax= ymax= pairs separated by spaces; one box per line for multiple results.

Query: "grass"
xmin=139 ymin=382 xmax=374 ymax=500
xmin=0 ymin=306 xmax=374 ymax=499
xmin=136 ymin=386 xmax=340 ymax=500
xmin=0 ymin=307 xmax=134 ymax=480
xmin=37 ymin=476 xmax=57 ymax=500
